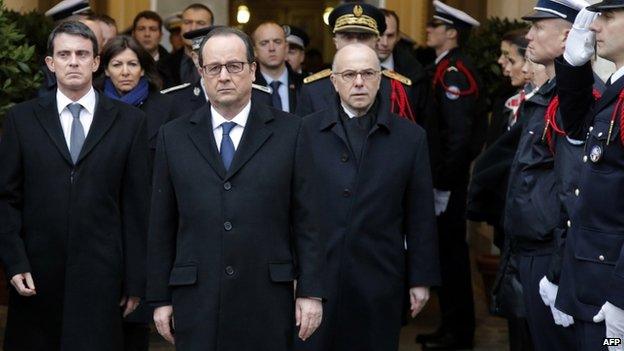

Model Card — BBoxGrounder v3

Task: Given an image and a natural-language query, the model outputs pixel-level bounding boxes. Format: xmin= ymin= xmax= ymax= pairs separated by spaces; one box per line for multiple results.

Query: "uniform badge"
xmin=445 ymin=85 xmax=460 ymax=100
xmin=353 ymin=4 xmax=363 ymax=17
xmin=590 ymin=145 xmax=602 ymax=163
xmin=193 ymin=87 xmax=201 ymax=96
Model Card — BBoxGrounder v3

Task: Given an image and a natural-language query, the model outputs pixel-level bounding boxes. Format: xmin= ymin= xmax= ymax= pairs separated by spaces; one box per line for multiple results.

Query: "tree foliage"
xmin=0 ymin=0 xmax=48 ymax=125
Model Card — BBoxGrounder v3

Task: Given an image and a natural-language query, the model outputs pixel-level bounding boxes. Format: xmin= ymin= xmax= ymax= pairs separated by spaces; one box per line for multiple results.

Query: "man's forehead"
xmin=137 ymin=17 xmax=159 ymax=26
xmin=53 ymin=33 xmax=93 ymax=51
xmin=202 ymin=35 xmax=246 ymax=60
xmin=256 ymin=24 xmax=285 ymax=39
xmin=183 ymin=8 xmax=212 ymax=20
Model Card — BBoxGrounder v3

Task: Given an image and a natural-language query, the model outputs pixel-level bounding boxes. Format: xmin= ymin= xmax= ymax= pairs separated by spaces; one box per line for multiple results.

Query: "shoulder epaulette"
xmin=252 ymin=83 xmax=272 ymax=94
xmin=382 ymin=70 xmax=412 ymax=86
xmin=303 ymin=69 xmax=331 ymax=84
xmin=160 ymin=82 xmax=191 ymax=94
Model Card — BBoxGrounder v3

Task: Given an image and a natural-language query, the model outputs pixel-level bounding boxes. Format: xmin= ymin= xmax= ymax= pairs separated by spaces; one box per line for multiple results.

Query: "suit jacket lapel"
xmin=187 ymin=104 xmax=227 ymax=179
xmin=225 ymin=102 xmax=274 ymax=180
xmin=34 ymin=94 xmax=73 ymax=166
xmin=76 ymin=94 xmax=118 ymax=164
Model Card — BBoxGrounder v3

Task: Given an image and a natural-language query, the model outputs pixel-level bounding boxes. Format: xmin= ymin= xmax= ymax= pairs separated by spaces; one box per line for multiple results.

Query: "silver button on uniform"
xmin=599 ymin=255 xmax=605 ymax=262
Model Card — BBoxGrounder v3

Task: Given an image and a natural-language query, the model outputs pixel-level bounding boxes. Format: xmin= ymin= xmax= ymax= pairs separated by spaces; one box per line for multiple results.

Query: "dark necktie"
xmin=220 ymin=122 xmax=237 ymax=170
xmin=270 ymin=81 xmax=282 ymax=110
xmin=67 ymin=103 xmax=85 ymax=163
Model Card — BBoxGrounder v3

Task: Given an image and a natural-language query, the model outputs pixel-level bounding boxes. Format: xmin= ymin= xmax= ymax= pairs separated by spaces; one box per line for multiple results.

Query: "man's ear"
xmin=92 ymin=55 xmax=100 ymax=73
xmin=45 ymin=56 xmax=55 ymax=72
xmin=446 ymin=27 xmax=458 ymax=40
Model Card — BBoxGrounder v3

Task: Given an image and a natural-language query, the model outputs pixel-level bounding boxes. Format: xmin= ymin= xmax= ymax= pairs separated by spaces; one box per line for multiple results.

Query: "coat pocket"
xmin=269 ymin=262 xmax=295 ymax=282
xmin=168 ymin=265 xmax=197 ymax=286
xmin=574 ymin=227 xmax=624 ymax=306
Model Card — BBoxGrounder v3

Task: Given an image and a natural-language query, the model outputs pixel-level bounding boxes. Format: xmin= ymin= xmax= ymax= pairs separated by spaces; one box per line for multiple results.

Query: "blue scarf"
xmin=104 ymin=76 xmax=150 ymax=107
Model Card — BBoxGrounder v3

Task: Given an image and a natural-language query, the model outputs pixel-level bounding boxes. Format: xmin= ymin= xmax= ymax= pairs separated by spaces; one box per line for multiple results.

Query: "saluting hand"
xmin=10 ymin=272 xmax=36 ymax=296
xmin=295 ymin=297 xmax=323 ymax=341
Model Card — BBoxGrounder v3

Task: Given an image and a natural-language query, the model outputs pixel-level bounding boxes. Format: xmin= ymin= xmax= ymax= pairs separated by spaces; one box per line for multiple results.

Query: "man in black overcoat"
xmin=147 ymin=26 xmax=324 ymax=351
xmin=0 ymin=21 xmax=149 ymax=351
xmin=293 ymin=43 xmax=439 ymax=351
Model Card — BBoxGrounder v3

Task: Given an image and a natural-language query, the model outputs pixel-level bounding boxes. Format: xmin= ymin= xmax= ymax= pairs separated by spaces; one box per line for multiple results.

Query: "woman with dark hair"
xmin=98 ymin=35 xmax=177 ymax=351
xmin=468 ymin=27 xmax=535 ymax=351
xmin=99 ymin=35 xmax=177 ymax=167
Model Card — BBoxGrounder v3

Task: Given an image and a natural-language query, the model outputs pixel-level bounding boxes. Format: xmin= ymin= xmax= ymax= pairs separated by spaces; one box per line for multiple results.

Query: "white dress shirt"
xmin=380 ymin=54 xmax=395 ymax=71
xmin=611 ymin=65 xmax=624 ymax=85
xmin=56 ymin=87 xmax=96 ymax=149
xmin=435 ymin=50 xmax=450 ymax=65
xmin=261 ymin=68 xmax=290 ymax=112
xmin=211 ymin=101 xmax=251 ymax=151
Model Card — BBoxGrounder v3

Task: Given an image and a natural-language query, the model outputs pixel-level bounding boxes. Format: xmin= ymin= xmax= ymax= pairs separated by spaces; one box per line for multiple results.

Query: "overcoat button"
xmin=225 ymin=266 xmax=235 ymax=275
xmin=224 ymin=221 xmax=232 ymax=231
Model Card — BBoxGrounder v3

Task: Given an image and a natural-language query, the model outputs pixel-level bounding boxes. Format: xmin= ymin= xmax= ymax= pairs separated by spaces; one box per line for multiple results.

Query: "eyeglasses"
xmin=201 ymin=62 xmax=249 ymax=76
xmin=333 ymin=69 xmax=380 ymax=82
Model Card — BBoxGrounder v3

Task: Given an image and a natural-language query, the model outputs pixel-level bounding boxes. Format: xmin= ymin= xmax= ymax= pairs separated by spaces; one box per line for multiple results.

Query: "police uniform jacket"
xmin=146 ymin=100 xmax=324 ymax=351
xmin=431 ymin=48 xmax=485 ymax=190
xmin=293 ymin=95 xmax=439 ymax=351
xmin=503 ymin=79 xmax=561 ymax=253
xmin=554 ymin=59 xmax=624 ymax=321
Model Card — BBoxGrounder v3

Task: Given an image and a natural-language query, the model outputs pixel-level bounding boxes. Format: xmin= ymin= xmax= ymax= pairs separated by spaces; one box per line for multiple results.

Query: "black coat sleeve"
xmin=554 ymin=58 xmax=595 ymax=140
xmin=405 ymin=131 xmax=441 ymax=287
xmin=0 ymin=110 xmax=31 ymax=279
xmin=291 ymin=121 xmax=325 ymax=299
xmin=146 ymin=127 xmax=179 ymax=303
xmin=122 ymin=111 xmax=151 ymax=297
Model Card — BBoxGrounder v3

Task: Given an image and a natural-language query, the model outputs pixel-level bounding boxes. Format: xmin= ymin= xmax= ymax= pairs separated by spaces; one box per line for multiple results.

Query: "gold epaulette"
xmin=252 ymin=83 xmax=272 ymax=94
xmin=160 ymin=82 xmax=191 ymax=94
xmin=382 ymin=70 xmax=412 ymax=86
xmin=303 ymin=69 xmax=331 ymax=84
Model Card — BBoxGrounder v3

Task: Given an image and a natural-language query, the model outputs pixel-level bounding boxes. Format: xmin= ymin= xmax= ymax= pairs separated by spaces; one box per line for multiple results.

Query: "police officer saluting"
xmin=295 ymin=2 xmax=417 ymax=122
xmin=554 ymin=1 xmax=624 ymax=349
xmin=161 ymin=26 xmax=272 ymax=116
xmin=417 ymin=2 xmax=483 ymax=349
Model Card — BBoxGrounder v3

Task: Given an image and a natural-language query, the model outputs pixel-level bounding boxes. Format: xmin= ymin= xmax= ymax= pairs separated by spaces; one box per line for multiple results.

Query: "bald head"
xmin=331 ymin=44 xmax=381 ymax=116
xmin=332 ymin=43 xmax=381 ymax=72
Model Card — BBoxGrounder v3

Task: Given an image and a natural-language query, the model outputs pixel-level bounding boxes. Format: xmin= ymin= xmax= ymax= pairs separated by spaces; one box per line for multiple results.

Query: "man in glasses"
xmin=147 ymin=26 xmax=324 ymax=350
xmin=295 ymin=2 xmax=422 ymax=124
xmin=293 ymin=43 xmax=439 ymax=351
xmin=161 ymin=26 xmax=272 ymax=117
xmin=416 ymin=1 xmax=483 ymax=349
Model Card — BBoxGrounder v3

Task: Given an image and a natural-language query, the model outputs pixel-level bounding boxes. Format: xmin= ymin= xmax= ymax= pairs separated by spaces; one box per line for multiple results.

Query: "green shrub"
xmin=0 ymin=0 xmax=47 ymax=126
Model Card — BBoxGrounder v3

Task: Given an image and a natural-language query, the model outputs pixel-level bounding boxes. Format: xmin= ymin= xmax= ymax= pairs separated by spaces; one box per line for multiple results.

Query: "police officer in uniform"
xmin=284 ymin=25 xmax=311 ymax=76
xmin=554 ymin=1 xmax=624 ymax=349
xmin=295 ymin=3 xmax=418 ymax=123
xmin=162 ymin=27 xmax=272 ymax=116
xmin=416 ymin=2 xmax=483 ymax=349
xmin=478 ymin=1 xmax=588 ymax=350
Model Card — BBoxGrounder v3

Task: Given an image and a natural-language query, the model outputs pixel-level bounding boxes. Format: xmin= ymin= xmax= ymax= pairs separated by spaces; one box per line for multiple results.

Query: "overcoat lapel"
xmin=34 ymin=94 xmax=73 ymax=166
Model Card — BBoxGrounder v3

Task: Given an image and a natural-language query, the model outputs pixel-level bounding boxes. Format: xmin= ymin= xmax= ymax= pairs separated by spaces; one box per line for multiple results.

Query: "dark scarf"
xmin=103 ymin=76 xmax=150 ymax=107
xmin=337 ymin=95 xmax=380 ymax=164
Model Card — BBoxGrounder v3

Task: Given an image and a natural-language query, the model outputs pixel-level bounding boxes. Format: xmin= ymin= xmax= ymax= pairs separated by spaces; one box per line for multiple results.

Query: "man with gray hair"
xmin=293 ymin=43 xmax=439 ymax=351
xmin=147 ymin=26 xmax=324 ymax=350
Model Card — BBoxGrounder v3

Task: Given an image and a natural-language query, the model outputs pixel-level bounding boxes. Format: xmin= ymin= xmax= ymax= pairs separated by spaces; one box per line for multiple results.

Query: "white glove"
xmin=433 ymin=189 xmax=451 ymax=216
xmin=563 ymin=7 xmax=598 ymax=66
xmin=539 ymin=276 xmax=574 ymax=327
xmin=594 ymin=302 xmax=624 ymax=351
